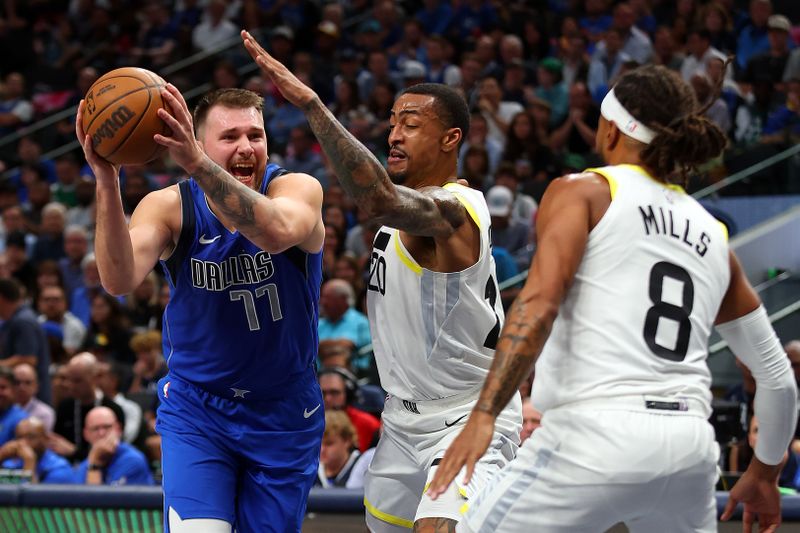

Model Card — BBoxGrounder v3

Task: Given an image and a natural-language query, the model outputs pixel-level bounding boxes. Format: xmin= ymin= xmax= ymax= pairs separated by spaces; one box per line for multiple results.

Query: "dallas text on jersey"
xmin=191 ymin=251 xmax=275 ymax=291
xmin=638 ymin=205 xmax=711 ymax=257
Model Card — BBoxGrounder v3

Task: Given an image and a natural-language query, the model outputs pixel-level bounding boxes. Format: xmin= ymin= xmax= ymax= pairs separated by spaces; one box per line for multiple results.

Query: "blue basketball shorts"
xmin=155 ymin=372 xmax=324 ymax=532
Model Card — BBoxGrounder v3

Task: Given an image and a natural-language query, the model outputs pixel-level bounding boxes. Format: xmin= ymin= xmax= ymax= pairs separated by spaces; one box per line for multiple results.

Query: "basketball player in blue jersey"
xmin=75 ymin=87 xmax=325 ymax=532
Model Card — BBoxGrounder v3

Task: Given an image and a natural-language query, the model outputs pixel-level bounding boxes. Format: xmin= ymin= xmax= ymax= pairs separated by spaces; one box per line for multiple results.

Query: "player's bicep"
xmin=715 ymin=251 xmax=761 ymax=325
xmin=266 ymin=173 xmax=324 ymax=251
xmin=128 ymin=194 xmax=178 ymax=284
xmin=522 ymin=178 xmax=592 ymax=305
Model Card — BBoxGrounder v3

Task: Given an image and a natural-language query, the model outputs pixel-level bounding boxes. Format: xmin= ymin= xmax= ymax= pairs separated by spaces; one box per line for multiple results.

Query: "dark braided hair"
xmin=613 ymin=65 xmax=728 ymax=186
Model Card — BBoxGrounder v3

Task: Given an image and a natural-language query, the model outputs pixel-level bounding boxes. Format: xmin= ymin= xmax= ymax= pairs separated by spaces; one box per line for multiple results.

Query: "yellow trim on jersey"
xmin=394 ymin=230 xmax=423 ymax=275
xmin=443 ymin=182 xmax=482 ymax=229
xmin=586 ymin=167 xmax=619 ymax=200
xmin=364 ymin=497 xmax=414 ymax=529
xmin=620 ymin=164 xmax=685 ymax=193
xmin=460 ymin=502 xmax=470 ymax=514
xmin=718 ymin=221 xmax=729 ymax=241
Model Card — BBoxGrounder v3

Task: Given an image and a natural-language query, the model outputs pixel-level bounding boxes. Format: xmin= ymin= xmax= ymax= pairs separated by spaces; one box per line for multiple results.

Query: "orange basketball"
xmin=81 ymin=67 xmax=169 ymax=165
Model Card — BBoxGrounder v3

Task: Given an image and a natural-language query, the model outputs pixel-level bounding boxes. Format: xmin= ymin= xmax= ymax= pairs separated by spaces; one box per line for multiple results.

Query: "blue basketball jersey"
xmin=160 ymin=164 xmax=322 ymax=400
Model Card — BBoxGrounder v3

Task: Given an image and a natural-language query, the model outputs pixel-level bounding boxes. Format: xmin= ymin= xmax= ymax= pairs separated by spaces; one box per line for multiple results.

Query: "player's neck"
xmin=604 ymin=147 xmax=647 ymax=170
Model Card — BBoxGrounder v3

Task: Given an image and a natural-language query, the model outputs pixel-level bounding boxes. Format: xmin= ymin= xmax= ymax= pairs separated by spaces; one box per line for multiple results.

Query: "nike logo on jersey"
xmin=444 ymin=414 xmax=468 ymax=428
xmin=304 ymin=404 xmax=321 ymax=418
xmin=199 ymin=234 xmax=222 ymax=244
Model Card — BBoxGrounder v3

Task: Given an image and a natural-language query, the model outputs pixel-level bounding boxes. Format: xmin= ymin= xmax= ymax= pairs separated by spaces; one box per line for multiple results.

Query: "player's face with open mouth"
xmin=201 ymin=105 xmax=268 ymax=190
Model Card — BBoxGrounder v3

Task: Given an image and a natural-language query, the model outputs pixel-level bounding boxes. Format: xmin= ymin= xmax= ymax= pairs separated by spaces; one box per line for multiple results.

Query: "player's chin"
xmin=387 ymin=167 xmax=408 ymax=185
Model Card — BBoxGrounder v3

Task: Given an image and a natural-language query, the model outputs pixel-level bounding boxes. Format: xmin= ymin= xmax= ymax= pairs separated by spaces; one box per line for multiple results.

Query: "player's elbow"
xmin=100 ymin=276 xmax=133 ymax=297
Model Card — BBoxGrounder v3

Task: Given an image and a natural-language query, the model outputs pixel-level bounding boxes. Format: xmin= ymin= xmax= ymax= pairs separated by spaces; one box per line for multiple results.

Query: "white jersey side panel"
xmin=366 ymin=183 xmax=504 ymax=400
xmin=532 ymin=165 xmax=731 ymax=416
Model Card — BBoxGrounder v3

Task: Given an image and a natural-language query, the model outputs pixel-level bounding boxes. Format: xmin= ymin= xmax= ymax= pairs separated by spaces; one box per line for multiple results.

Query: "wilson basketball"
xmin=81 ymin=67 xmax=169 ymax=165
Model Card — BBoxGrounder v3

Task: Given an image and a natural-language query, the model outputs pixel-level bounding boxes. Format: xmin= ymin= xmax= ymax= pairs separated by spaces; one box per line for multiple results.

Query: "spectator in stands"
xmin=0 ymin=278 xmax=50 ymax=404
xmin=560 ymin=32 xmax=591 ymax=88
xmin=461 ymin=145 xmax=492 ymax=192
xmin=30 ymin=202 xmax=67 ymax=264
xmin=590 ymin=2 xmax=652 ymax=65
xmin=476 ymin=76 xmax=524 ymax=146
xmin=52 ymin=352 xmax=125 ymax=463
xmin=458 ymin=112 xmax=503 ymax=179
xmin=415 ymin=0 xmax=454 ymax=37
xmin=96 ymin=362 xmax=141 ymax=445
xmin=8 ymin=137 xmax=56 ymax=191
xmin=319 ymin=367 xmax=380 ymax=453
xmin=211 ymin=60 xmax=240 ymax=90
xmin=549 ymin=82 xmax=599 ymax=156
xmin=70 ymin=253 xmax=103 ymax=327
xmin=77 ymin=406 xmax=153 ymax=486
xmin=284 ymin=125 xmax=326 ymax=188
xmin=691 ymin=72 xmax=732 ymax=136
xmin=450 ymin=0 xmax=499 ymax=40
xmin=51 ymin=154 xmax=80 ymax=208
xmin=50 ymin=364 xmax=70 ymax=411
xmin=493 ymin=163 xmax=538 ymax=229
xmin=652 ymin=26 xmax=685 ymax=72
xmin=124 ymin=272 xmax=161 ymax=332
xmin=129 ymin=1 xmax=176 ymax=70
xmin=486 ymin=185 xmax=531 ymax=257
xmin=579 ymin=0 xmax=613 ymax=45
xmin=58 ymin=225 xmax=89 ymax=299
xmin=735 ymin=0 xmax=773 ymax=73
xmin=315 ymin=410 xmax=368 ymax=488
xmin=520 ymin=400 xmax=542 ymax=445
xmin=65 ymin=179 xmax=95 ymax=231
xmin=319 ymin=279 xmax=371 ymax=373
xmin=0 ymin=366 xmax=28 ymax=446
xmin=0 ymin=418 xmax=75 ymax=484
xmin=425 ymin=35 xmax=461 ymax=87
xmin=588 ymin=28 xmax=631 ymax=100
xmin=734 ymin=77 xmax=779 ymax=145
xmin=535 ymin=58 xmax=570 ymax=127
xmin=702 ymin=2 xmax=737 ymax=54
xmin=4 ymin=231 xmax=37 ymax=296
xmin=191 ymin=0 xmax=237 ymax=53
xmin=761 ymin=78 xmax=800 ymax=146
xmin=37 ymin=284 xmax=85 ymax=363
xmin=13 ymin=364 xmax=54 ymax=433
xmin=82 ymin=293 xmax=135 ymax=365
xmin=0 ymin=72 xmax=34 ymax=136
xmin=128 ymin=330 xmax=167 ymax=395
xmin=121 ymin=173 xmax=152 ymax=216
xmin=741 ymin=14 xmax=792 ymax=88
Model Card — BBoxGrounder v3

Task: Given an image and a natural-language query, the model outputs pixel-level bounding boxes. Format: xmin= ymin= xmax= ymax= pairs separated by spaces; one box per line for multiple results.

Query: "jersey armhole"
xmin=717 ymin=221 xmax=729 ymax=241
xmin=443 ymin=182 xmax=481 ymax=229
xmin=163 ymin=180 xmax=196 ymax=283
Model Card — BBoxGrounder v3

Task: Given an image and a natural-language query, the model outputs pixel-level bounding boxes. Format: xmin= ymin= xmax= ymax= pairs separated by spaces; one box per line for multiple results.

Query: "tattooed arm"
xmin=426 ymin=174 xmax=612 ymax=498
xmin=154 ymin=84 xmax=324 ymax=255
xmin=241 ymin=30 xmax=466 ymax=239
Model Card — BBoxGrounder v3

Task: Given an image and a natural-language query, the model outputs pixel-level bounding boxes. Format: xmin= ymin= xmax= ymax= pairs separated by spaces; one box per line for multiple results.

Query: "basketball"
xmin=81 ymin=67 xmax=169 ymax=165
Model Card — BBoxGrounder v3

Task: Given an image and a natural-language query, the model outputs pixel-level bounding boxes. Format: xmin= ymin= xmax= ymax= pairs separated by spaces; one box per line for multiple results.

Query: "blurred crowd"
xmin=0 ymin=0 xmax=795 ymax=488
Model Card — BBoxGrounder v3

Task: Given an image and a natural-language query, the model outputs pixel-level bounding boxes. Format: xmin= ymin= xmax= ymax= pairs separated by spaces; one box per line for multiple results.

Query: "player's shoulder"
xmin=129 ymin=184 xmax=181 ymax=228
xmin=544 ymin=172 xmax=610 ymax=201
xmin=267 ymin=171 xmax=323 ymax=198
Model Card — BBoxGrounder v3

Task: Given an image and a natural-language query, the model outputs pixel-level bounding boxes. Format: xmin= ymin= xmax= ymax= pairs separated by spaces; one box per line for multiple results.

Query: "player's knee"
xmin=168 ymin=507 xmax=232 ymax=533
xmin=413 ymin=516 xmax=458 ymax=533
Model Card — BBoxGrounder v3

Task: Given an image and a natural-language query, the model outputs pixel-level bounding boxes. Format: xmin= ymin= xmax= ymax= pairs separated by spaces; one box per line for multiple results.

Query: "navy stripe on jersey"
xmin=164 ymin=180 xmax=196 ymax=284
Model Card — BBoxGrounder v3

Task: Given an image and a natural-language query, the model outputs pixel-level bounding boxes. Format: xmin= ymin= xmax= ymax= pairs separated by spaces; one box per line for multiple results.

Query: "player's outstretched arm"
xmin=428 ymin=174 xmax=607 ymax=498
xmin=717 ymin=251 xmax=796 ymax=531
xmin=241 ymin=30 xmax=466 ymax=239
xmin=77 ymin=99 xmax=176 ymax=296
xmin=154 ymin=84 xmax=324 ymax=253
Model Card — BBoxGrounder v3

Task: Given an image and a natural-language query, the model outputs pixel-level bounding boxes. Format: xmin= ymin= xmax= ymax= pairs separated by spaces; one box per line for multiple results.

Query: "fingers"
xmin=720 ymin=496 xmax=737 ymax=521
xmin=742 ymin=509 xmax=754 ymax=533
xmin=75 ymin=99 xmax=85 ymax=141
xmin=462 ymin=457 xmax=476 ymax=486
xmin=160 ymin=85 xmax=190 ymax=125
xmin=427 ymin=456 xmax=460 ymax=500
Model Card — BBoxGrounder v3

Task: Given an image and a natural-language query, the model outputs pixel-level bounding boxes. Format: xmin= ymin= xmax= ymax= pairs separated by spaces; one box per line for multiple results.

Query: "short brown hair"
xmin=193 ymin=88 xmax=264 ymax=135
xmin=130 ymin=330 xmax=162 ymax=353
xmin=323 ymin=410 xmax=358 ymax=448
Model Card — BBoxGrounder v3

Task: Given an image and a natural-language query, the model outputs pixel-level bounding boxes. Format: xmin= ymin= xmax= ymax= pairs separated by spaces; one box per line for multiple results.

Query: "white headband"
xmin=600 ymin=88 xmax=656 ymax=144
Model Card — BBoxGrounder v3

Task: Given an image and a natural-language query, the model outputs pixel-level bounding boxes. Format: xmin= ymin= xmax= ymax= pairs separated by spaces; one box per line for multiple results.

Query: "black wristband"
xmin=88 ymin=463 xmax=103 ymax=471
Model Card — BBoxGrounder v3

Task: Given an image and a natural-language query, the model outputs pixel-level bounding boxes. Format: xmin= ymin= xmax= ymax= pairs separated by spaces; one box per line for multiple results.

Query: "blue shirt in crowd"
xmin=0 ymin=406 xmax=28 ymax=446
xmin=76 ymin=442 xmax=154 ymax=486
xmin=3 ymin=449 xmax=76 ymax=484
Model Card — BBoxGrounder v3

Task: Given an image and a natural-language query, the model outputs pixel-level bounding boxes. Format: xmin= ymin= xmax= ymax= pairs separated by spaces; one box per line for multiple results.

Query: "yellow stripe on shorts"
xmin=364 ymin=497 xmax=415 ymax=529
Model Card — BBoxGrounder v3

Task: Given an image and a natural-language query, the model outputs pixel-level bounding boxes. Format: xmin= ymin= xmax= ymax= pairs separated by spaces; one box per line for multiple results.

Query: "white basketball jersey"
xmin=366 ymin=183 xmax=504 ymax=400
xmin=532 ymin=164 xmax=730 ymax=417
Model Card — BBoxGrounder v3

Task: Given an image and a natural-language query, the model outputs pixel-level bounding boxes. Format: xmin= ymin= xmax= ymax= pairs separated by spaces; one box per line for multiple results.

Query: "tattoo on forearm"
xmin=475 ymin=298 xmax=552 ymax=417
xmin=192 ymin=157 xmax=265 ymax=238
xmin=303 ymin=98 xmax=464 ymax=235
xmin=304 ymin=98 xmax=388 ymax=201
